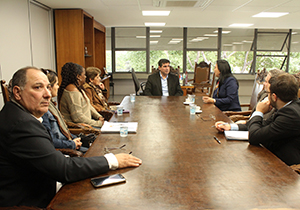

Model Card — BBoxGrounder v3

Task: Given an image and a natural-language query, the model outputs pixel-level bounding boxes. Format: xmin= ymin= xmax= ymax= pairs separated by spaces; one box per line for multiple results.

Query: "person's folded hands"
xmin=215 ymin=121 xmax=231 ymax=132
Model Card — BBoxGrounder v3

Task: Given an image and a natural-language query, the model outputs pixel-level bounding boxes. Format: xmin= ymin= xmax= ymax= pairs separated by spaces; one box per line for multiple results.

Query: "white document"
xmin=224 ymin=131 xmax=249 ymax=141
xmin=101 ymin=121 xmax=138 ymax=133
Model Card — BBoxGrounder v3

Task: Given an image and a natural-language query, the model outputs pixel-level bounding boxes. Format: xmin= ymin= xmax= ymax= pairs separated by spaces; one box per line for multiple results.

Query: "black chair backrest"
xmin=131 ymin=68 xmax=141 ymax=95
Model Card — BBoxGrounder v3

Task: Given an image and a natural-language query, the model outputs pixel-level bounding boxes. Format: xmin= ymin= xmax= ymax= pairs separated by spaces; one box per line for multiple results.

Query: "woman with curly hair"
xmin=41 ymin=69 xmax=86 ymax=151
xmin=58 ymin=62 xmax=104 ymax=128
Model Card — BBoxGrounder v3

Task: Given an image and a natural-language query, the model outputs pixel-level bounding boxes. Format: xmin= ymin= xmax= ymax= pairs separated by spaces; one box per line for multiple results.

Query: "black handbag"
xmin=78 ymin=133 xmax=97 ymax=148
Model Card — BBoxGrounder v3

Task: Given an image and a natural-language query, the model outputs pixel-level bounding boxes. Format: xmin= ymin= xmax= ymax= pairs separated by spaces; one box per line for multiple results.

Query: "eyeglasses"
xmin=104 ymin=144 xmax=126 ymax=154
xmin=201 ymin=114 xmax=216 ymax=121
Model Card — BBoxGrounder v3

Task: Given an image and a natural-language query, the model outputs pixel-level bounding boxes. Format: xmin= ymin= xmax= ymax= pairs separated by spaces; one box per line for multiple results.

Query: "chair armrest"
xmin=290 ymin=164 xmax=300 ymax=174
xmin=240 ymin=103 xmax=251 ymax=108
xmin=56 ymin=148 xmax=83 ymax=157
xmin=66 ymin=121 xmax=101 ymax=135
xmin=223 ymin=110 xmax=252 ymax=116
xmin=108 ymin=101 xmax=120 ymax=106
xmin=66 ymin=121 xmax=84 ymax=129
xmin=229 ymin=115 xmax=250 ymax=122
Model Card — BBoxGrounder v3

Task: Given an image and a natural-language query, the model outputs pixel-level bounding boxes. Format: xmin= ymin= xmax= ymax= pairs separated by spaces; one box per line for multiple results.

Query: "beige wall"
xmin=0 ymin=0 xmax=54 ymax=109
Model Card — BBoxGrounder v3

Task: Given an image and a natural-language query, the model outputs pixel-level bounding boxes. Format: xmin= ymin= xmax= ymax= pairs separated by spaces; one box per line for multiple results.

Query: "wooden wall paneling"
xmin=84 ymin=14 xmax=94 ymax=68
xmin=54 ymin=9 xmax=85 ymax=83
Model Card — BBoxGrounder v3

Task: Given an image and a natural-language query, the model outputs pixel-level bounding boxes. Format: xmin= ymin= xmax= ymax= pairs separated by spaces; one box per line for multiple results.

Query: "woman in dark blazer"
xmin=202 ymin=60 xmax=241 ymax=111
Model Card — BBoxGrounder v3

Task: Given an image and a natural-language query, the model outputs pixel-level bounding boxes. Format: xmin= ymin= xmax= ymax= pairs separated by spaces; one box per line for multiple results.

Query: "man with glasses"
xmin=144 ymin=58 xmax=183 ymax=96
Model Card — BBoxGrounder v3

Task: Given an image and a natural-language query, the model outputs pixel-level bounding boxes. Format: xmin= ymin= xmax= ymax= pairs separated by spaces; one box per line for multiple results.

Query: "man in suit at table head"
xmin=0 ymin=67 xmax=142 ymax=208
xmin=216 ymin=72 xmax=300 ymax=166
xmin=144 ymin=58 xmax=183 ymax=96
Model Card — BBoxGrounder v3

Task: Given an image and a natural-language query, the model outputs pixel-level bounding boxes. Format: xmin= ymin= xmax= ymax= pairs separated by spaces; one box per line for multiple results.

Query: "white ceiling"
xmin=37 ymin=0 xmax=300 ymax=29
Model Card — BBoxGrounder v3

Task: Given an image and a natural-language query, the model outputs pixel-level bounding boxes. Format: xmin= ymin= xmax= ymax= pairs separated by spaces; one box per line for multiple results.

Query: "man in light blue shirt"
xmin=144 ymin=59 xmax=183 ymax=96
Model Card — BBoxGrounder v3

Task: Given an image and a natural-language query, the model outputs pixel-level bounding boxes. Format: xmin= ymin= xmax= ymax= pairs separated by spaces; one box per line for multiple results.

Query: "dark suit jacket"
xmin=144 ymin=71 xmax=183 ymax=96
xmin=0 ymin=101 xmax=109 ymax=208
xmin=213 ymin=77 xmax=241 ymax=111
xmin=247 ymin=100 xmax=300 ymax=166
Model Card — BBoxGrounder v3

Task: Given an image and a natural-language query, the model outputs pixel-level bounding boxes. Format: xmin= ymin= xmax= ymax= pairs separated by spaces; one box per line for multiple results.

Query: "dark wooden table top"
xmin=48 ymin=96 xmax=300 ymax=210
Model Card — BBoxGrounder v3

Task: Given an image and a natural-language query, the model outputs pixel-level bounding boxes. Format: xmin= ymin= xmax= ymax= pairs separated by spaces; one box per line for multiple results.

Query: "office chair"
xmin=131 ymin=68 xmax=145 ymax=95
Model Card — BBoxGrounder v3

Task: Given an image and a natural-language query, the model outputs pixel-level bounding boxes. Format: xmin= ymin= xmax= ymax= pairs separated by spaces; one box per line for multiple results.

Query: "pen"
xmin=129 ymin=151 xmax=132 ymax=154
xmin=213 ymin=136 xmax=221 ymax=144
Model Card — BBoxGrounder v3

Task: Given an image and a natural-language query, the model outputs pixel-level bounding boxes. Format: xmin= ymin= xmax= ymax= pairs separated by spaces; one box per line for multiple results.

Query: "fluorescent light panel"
xmin=142 ymin=11 xmax=170 ymax=16
xmin=252 ymin=12 xmax=289 ymax=18
xmin=214 ymin=30 xmax=231 ymax=34
xmin=169 ymin=41 xmax=180 ymax=44
xmin=145 ymin=22 xmax=166 ymax=26
xmin=150 ymin=41 xmax=159 ymax=44
xmin=229 ymin=23 xmax=253 ymax=27
xmin=136 ymin=35 xmax=161 ymax=38
xmin=150 ymin=30 xmax=163 ymax=33
xmin=204 ymin=34 xmax=217 ymax=37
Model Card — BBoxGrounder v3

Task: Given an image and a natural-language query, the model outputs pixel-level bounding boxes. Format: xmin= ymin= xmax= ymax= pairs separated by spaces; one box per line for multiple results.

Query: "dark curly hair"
xmin=58 ymin=62 xmax=85 ymax=104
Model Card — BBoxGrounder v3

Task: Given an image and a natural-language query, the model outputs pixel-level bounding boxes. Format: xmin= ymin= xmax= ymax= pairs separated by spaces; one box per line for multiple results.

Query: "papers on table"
xmin=101 ymin=121 xmax=138 ymax=133
xmin=224 ymin=131 xmax=249 ymax=141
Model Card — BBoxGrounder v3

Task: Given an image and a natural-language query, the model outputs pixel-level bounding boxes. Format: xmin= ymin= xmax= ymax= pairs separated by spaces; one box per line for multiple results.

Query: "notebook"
xmin=101 ymin=121 xmax=138 ymax=133
xmin=224 ymin=131 xmax=249 ymax=141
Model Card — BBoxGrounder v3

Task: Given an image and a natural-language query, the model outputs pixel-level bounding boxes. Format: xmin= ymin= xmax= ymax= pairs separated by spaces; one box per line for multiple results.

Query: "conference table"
xmin=48 ymin=96 xmax=300 ymax=210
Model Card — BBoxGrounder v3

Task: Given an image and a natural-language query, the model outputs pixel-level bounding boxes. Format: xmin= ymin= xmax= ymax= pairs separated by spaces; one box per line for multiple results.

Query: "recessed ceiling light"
xmin=252 ymin=12 xmax=289 ymax=18
xmin=204 ymin=34 xmax=217 ymax=37
xmin=136 ymin=36 xmax=146 ymax=38
xmin=292 ymin=41 xmax=299 ymax=44
xmin=190 ymin=39 xmax=202 ymax=42
xmin=150 ymin=35 xmax=161 ymax=38
xmin=150 ymin=30 xmax=163 ymax=33
xmin=169 ymin=41 xmax=180 ymax=44
xmin=233 ymin=42 xmax=243 ymax=44
xmin=214 ymin=30 xmax=231 ymax=34
xmin=145 ymin=22 xmax=166 ymax=26
xmin=142 ymin=11 xmax=170 ymax=16
xmin=172 ymin=38 xmax=183 ymax=41
xmin=195 ymin=37 xmax=209 ymax=40
xmin=223 ymin=44 xmax=233 ymax=46
xmin=150 ymin=41 xmax=159 ymax=44
xmin=292 ymin=32 xmax=298 ymax=35
xmin=243 ymin=40 xmax=252 ymax=43
xmin=229 ymin=23 xmax=253 ymax=27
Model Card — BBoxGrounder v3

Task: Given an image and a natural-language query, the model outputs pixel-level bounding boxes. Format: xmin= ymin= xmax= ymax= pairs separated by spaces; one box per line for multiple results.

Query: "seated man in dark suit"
xmin=0 ymin=67 xmax=142 ymax=208
xmin=216 ymin=73 xmax=300 ymax=166
xmin=144 ymin=59 xmax=183 ymax=96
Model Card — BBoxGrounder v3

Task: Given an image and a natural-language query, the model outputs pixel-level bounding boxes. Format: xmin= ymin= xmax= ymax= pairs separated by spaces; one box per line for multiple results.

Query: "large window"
xmin=107 ymin=27 xmax=298 ymax=74
xmin=150 ymin=27 xmax=183 ymax=71
xmin=116 ymin=51 xmax=146 ymax=72
xmin=114 ymin=27 xmax=147 ymax=72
